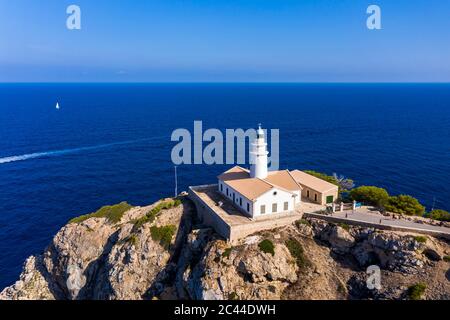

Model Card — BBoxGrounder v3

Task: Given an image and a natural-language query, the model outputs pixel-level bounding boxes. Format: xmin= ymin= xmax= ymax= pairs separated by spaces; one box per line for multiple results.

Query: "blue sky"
xmin=1 ymin=0 xmax=449 ymax=82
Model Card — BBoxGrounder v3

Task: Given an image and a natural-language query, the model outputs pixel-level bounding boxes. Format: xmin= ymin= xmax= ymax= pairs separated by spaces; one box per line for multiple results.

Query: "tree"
xmin=304 ymin=170 xmax=354 ymax=197
xmin=349 ymin=186 xmax=389 ymax=207
xmin=304 ymin=170 xmax=338 ymax=186
xmin=424 ymin=209 xmax=450 ymax=222
xmin=333 ymin=172 xmax=355 ymax=192
xmin=385 ymin=195 xmax=425 ymax=216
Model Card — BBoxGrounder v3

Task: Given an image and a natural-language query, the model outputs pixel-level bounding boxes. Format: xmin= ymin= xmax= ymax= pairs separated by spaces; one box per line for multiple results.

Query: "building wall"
xmin=218 ymin=180 xmax=253 ymax=217
xmin=253 ymin=187 xmax=297 ymax=218
xmin=188 ymin=185 xmax=231 ymax=240
xmin=321 ymin=188 xmax=339 ymax=205
xmin=229 ymin=212 xmax=303 ymax=244
xmin=189 ymin=185 xmax=305 ymax=244
xmin=300 ymin=184 xmax=338 ymax=205
xmin=218 ymin=180 xmax=298 ymax=218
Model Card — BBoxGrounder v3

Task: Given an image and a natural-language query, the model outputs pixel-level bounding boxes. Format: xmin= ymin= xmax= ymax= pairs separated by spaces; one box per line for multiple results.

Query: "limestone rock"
xmin=2 ymin=203 xmax=449 ymax=301
xmin=186 ymin=239 xmax=298 ymax=300
xmin=1 ymin=198 xmax=189 ymax=300
xmin=319 ymin=225 xmax=355 ymax=254
xmin=0 ymin=256 xmax=57 ymax=300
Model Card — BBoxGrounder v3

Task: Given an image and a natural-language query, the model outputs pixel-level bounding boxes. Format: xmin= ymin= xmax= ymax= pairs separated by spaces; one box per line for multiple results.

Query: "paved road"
xmin=322 ymin=208 xmax=450 ymax=236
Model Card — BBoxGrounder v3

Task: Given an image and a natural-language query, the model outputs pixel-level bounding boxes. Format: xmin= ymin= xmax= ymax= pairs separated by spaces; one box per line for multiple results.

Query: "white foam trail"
xmin=0 ymin=138 xmax=153 ymax=165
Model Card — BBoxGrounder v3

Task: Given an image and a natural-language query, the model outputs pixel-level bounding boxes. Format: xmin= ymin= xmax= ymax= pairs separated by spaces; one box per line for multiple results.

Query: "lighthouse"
xmin=250 ymin=124 xmax=269 ymax=179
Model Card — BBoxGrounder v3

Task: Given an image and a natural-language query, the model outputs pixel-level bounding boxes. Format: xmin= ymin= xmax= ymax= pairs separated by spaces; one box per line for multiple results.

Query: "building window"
xmin=273 ymin=191 xmax=277 ymax=196
xmin=261 ymin=205 xmax=266 ymax=214
xmin=284 ymin=202 xmax=288 ymax=211
xmin=226 ymin=188 xmax=228 ymax=196
xmin=247 ymin=203 xmax=250 ymax=212
xmin=307 ymin=190 xmax=310 ymax=198
xmin=220 ymin=184 xmax=223 ymax=191
xmin=314 ymin=193 xmax=318 ymax=202
xmin=272 ymin=203 xmax=277 ymax=213
xmin=239 ymin=198 xmax=242 ymax=206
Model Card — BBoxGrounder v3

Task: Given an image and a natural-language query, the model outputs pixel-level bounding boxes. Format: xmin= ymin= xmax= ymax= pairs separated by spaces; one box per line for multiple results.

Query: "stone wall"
xmin=229 ymin=214 xmax=302 ymax=244
xmin=188 ymin=185 xmax=231 ymax=241
xmin=189 ymin=185 xmax=303 ymax=244
xmin=304 ymin=212 xmax=450 ymax=240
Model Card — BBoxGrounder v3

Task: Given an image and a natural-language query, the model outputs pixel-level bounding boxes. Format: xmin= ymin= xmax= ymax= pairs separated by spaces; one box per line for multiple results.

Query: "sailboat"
xmin=56 ymin=102 xmax=60 ymax=110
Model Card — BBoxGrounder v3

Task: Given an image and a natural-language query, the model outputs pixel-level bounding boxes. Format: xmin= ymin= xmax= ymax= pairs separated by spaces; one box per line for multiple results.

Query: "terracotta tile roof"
xmin=290 ymin=170 xmax=338 ymax=193
xmin=218 ymin=166 xmax=273 ymax=201
xmin=265 ymin=170 xmax=303 ymax=192
xmin=217 ymin=166 xmax=250 ymax=181
xmin=218 ymin=166 xmax=301 ymax=201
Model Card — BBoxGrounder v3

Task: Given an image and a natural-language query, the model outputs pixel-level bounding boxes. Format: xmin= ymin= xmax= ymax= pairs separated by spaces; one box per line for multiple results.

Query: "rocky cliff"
xmin=1 ymin=196 xmax=449 ymax=300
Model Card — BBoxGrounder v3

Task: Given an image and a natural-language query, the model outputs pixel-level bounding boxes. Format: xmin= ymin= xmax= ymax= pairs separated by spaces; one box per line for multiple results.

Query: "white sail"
xmin=56 ymin=102 xmax=60 ymax=109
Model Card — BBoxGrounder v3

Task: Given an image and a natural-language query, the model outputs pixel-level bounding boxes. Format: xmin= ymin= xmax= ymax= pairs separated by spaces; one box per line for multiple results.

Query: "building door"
xmin=233 ymin=193 xmax=235 ymax=203
xmin=326 ymin=195 xmax=334 ymax=204
xmin=314 ymin=194 xmax=318 ymax=202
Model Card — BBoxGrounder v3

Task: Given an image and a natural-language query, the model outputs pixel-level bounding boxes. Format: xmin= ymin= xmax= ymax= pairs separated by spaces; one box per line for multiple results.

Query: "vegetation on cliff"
xmin=310 ymin=170 xmax=447 ymax=220
xmin=407 ymin=283 xmax=427 ymax=300
xmin=424 ymin=209 xmax=450 ymax=222
xmin=304 ymin=170 xmax=354 ymax=195
xmin=258 ymin=239 xmax=275 ymax=256
xmin=150 ymin=225 xmax=177 ymax=250
xmin=2 ymin=198 xmax=450 ymax=301
xmin=385 ymin=195 xmax=425 ymax=216
xmin=69 ymin=201 xmax=133 ymax=224
xmin=413 ymin=236 xmax=427 ymax=243
xmin=285 ymin=238 xmax=310 ymax=268
xmin=349 ymin=186 xmax=390 ymax=207
xmin=132 ymin=198 xmax=181 ymax=230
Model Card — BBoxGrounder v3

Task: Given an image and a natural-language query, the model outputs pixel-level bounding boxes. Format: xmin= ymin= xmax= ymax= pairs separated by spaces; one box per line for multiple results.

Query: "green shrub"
xmin=133 ymin=199 xmax=182 ymax=229
xmin=150 ymin=225 xmax=177 ymax=250
xmin=443 ymin=255 xmax=450 ymax=262
xmin=228 ymin=292 xmax=238 ymax=300
xmin=258 ymin=239 xmax=275 ymax=256
xmin=120 ymin=234 xmax=138 ymax=247
xmin=349 ymin=186 xmax=389 ymax=207
xmin=424 ymin=209 xmax=450 ymax=222
xmin=69 ymin=202 xmax=132 ymax=224
xmin=337 ymin=223 xmax=350 ymax=231
xmin=414 ymin=236 xmax=427 ymax=243
xmin=295 ymin=219 xmax=311 ymax=228
xmin=407 ymin=283 xmax=426 ymax=300
xmin=304 ymin=170 xmax=354 ymax=194
xmin=222 ymin=247 xmax=232 ymax=258
xmin=285 ymin=238 xmax=310 ymax=268
xmin=337 ymin=282 xmax=347 ymax=295
xmin=385 ymin=195 xmax=425 ymax=216
xmin=304 ymin=170 xmax=338 ymax=186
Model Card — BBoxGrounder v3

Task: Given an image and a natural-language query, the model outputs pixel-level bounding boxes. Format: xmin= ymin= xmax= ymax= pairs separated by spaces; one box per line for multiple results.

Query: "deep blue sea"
xmin=1 ymin=83 xmax=450 ymax=289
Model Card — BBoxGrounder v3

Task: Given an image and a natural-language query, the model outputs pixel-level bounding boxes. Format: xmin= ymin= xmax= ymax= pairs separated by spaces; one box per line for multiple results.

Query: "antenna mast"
xmin=174 ymin=166 xmax=178 ymax=197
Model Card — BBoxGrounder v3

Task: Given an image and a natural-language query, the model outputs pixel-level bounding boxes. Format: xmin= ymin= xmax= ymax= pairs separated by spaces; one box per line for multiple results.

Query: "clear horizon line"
xmin=1 ymin=81 xmax=450 ymax=85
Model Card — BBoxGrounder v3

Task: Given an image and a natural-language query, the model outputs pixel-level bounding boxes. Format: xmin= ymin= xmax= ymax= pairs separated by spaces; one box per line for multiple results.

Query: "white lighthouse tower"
xmin=250 ymin=124 xmax=269 ymax=179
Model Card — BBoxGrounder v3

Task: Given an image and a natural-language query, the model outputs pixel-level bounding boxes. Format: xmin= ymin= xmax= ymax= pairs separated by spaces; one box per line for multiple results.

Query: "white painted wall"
xmin=253 ymin=187 xmax=298 ymax=218
xmin=218 ymin=180 xmax=253 ymax=217
xmin=218 ymin=180 xmax=299 ymax=218
xmin=250 ymin=126 xmax=268 ymax=179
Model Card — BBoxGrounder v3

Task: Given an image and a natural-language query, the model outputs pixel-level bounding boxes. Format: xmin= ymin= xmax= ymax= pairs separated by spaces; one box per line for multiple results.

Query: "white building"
xmin=217 ymin=125 xmax=339 ymax=218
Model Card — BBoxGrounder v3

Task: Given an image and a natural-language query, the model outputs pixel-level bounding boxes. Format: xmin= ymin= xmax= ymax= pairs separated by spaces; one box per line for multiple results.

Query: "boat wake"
xmin=0 ymin=138 xmax=153 ymax=165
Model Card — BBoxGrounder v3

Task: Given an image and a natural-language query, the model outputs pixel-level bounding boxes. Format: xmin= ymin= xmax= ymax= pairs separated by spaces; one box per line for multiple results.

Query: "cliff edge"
xmin=1 ymin=196 xmax=449 ymax=300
